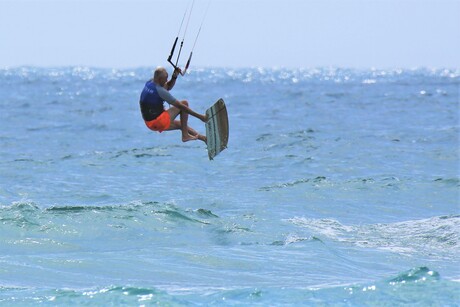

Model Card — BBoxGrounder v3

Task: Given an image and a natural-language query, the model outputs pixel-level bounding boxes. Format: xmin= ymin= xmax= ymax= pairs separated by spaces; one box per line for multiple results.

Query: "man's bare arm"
xmin=165 ymin=68 xmax=181 ymax=90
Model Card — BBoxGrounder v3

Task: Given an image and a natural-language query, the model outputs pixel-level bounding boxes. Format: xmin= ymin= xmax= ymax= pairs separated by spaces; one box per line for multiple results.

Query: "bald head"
xmin=153 ymin=67 xmax=168 ymax=85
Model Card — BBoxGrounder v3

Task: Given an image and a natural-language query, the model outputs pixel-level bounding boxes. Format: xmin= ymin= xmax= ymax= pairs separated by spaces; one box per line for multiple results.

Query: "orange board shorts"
xmin=145 ymin=111 xmax=171 ymax=132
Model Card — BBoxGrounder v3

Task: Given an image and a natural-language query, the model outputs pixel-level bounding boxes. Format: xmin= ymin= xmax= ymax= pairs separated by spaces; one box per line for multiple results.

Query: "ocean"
xmin=0 ymin=66 xmax=459 ymax=305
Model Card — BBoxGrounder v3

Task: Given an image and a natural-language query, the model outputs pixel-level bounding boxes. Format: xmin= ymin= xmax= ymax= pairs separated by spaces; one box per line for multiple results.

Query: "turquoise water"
xmin=0 ymin=67 xmax=459 ymax=305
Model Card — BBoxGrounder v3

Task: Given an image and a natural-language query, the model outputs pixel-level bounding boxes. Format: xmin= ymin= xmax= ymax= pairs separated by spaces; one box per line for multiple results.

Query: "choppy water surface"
xmin=0 ymin=67 xmax=459 ymax=305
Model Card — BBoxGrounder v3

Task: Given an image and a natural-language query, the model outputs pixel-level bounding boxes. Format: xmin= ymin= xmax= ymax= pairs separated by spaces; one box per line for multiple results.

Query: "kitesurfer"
xmin=139 ymin=66 xmax=207 ymax=143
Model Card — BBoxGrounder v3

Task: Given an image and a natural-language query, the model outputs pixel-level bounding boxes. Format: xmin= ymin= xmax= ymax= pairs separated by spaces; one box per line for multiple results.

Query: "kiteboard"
xmin=205 ymin=98 xmax=229 ymax=160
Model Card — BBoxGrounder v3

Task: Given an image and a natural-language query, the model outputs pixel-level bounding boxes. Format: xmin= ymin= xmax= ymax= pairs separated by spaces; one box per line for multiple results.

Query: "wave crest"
xmin=288 ymin=215 xmax=460 ymax=258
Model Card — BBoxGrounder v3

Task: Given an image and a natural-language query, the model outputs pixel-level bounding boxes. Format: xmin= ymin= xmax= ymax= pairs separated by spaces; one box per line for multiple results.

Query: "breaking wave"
xmin=288 ymin=215 xmax=460 ymax=258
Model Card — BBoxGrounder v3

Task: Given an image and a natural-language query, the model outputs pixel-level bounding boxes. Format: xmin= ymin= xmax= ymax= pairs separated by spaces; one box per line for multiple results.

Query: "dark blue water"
xmin=0 ymin=67 xmax=459 ymax=305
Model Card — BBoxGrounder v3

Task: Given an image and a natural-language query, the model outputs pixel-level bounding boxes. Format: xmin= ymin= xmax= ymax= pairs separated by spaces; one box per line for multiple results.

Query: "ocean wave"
xmin=0 ymin=201 xmax=219 ymax=228
xmin=287 ymin=215 xmax=460 ymax=258
xmin=0 ymin=201 xmax=267 ymax=249
xmin=0 ymin=201 xmax=222 ymax=246
xmin=259 ymin=175 xmax=460 ymax=193
xmin=0 ymin=201 xmax=312 ymax=249
xmin=2 ymin=146 xmax=181 ymax=166
xmin=0 ymin=285 xmax=183 ymax=306
xmin=194 ymin=267 xmax=458 ymax=306
xmin=434 ymin=177 xmax=460 ymax=187
xmin=1 ymin=267 xmax=458 ymax=306
xmin=0 ymin=201 xmax=236 ymax=257
xmin=259 ymin=175 xmax=407 ymax=191
xmin=260 ymin=176 xmax=327 ymax=191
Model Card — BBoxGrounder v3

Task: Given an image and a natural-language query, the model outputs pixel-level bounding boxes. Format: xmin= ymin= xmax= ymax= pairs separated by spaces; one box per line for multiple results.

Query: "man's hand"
xmin=173 ymin=67 xmax=182 ymax=78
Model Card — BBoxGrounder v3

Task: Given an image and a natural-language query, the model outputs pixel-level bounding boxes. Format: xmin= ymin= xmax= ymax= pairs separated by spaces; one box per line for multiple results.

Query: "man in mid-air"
xmin=139 ymin=67 xmax=207 ymax=143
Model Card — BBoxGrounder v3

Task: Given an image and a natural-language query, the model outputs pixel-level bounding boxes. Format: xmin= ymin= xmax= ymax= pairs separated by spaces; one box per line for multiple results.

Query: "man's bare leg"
xmin=187 ymin=126 xmax=207 ymax=143
xmin=179 ymin=108 xmax=197 ymax=142
xmin=168 ymin=120 xmax=206 ymax=143
xmin=166 ymin=101 xmax=207 ymax=143
xmin=167 ymin=105 xmax=197 ymax=142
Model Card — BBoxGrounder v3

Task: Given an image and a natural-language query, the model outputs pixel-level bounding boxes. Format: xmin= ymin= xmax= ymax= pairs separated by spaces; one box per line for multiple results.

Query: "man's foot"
xmin=197 ymin=134 xmax=207 ymax=144
xmin=182 ymin=134 xmax=198 ymax=142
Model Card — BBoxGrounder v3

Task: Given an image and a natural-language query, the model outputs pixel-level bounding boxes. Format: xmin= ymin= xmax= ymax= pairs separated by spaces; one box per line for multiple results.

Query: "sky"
xmin=0 ymin=0 xmax=459 ymax=69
